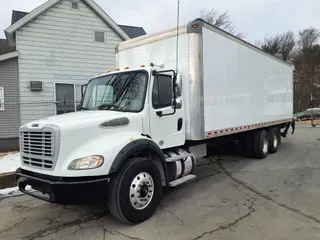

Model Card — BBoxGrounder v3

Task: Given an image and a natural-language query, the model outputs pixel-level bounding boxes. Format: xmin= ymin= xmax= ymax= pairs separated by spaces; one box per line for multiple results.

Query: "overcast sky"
xmin=0 ymin=0 xmax=318 ymax=43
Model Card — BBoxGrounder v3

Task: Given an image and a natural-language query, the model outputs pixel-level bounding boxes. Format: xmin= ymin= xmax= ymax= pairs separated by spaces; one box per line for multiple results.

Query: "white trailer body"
xmin=117 ymin=19 xmax=293 ymax=141
xmin=16 ymin=19 xmax=294 ymax=224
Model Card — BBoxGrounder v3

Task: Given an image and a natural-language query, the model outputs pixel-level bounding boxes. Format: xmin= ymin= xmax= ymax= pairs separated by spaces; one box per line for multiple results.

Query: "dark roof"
xmin=11 ymin=10 xmax=28 ymax=25
xmin=11 ymin=10 xmax=146 ymax=39
xmin=119 ymin=25 xmax=147 ymax=38
xmin=0 ymin=39 xmax=16 ymax=55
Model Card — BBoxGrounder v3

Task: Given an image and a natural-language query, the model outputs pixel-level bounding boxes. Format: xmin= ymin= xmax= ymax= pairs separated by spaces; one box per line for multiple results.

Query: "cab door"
xmin=149 ymin=71 xmax=185 ymax=149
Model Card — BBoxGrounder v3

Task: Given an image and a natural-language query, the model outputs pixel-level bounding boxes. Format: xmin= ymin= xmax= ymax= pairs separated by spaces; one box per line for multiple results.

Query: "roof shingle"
xmin=11 ymin=10 xmax=28 ymax=25
xmin=11 ymin=10 xmax=146 ymax=39
xmin=119 ymin=25 xmax=147 ymax=39
xmin=0 ymin=39 xmax=16 ymax=55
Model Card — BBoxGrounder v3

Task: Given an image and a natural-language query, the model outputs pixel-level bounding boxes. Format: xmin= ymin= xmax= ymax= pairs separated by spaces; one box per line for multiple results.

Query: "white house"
xmin=0 ymin=0 xmax=146 ymax=151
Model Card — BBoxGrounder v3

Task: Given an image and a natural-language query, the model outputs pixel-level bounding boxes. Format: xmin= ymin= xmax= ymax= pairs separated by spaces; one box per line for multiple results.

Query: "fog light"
xmin=68 ymin=155 xmax=104 ymax=170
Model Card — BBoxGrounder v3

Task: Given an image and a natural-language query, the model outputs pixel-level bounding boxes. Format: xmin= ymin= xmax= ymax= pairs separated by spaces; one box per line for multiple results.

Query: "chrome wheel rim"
xmin=273 ymin=134 xmax=278 ymax=148
xmin=263 ymin=137 xmax=269 ymax=155
xmin=129 ymin=172 xmax=154 ymax=210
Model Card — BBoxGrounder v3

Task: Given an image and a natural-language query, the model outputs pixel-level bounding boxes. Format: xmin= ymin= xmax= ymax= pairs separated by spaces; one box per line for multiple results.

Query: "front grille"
xmin=21 ymin=131 xmax=54 ymax=157
xmin=22 ymin=156 xmax=54 ymax=169
xmin=20 ymin=128 xmax=58 ymax=171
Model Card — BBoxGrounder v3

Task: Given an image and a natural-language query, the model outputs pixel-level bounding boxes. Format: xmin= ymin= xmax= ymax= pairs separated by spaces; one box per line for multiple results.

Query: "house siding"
xmin=0 ymin=57 xmax=20 ymax=139
xmin=16 ymin=0 xmax=123 ymax=125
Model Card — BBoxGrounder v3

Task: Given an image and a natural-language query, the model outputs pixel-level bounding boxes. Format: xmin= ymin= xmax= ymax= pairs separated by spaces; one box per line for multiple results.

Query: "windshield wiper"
xmin=97 ymin=104 xmax=124 ymax=111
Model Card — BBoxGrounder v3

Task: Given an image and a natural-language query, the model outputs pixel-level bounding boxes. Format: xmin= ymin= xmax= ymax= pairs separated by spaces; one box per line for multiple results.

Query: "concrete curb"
xmin=0 ymin=172 xmax=17 ymax=190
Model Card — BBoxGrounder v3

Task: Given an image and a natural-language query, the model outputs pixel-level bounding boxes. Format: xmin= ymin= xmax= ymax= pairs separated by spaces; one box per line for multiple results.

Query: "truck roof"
xmin=117 ymin=18 xmax=293 ymax=68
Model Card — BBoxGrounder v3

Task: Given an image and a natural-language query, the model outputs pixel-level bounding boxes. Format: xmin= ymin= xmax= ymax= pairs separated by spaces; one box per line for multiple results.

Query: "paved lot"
xmin=0 ymin=126 xmax=320 ymax=240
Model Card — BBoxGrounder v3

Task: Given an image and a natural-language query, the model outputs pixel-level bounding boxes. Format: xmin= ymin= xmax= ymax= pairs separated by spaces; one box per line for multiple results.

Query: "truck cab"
xmin=16 ymin=66 xmax=195 ymax=224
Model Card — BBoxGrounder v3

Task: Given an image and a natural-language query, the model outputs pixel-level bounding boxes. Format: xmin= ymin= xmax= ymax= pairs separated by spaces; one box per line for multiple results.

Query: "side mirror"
xmin=81 ymin=84 xmax=87 ymax=97
xmin=175 ymin=73 xmax=182 ymax=97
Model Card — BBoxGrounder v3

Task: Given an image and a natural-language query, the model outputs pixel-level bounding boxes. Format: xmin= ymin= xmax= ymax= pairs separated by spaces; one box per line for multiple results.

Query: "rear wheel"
xmin=267 ymin=128 xmax=281 ymax=153
xmin=107 ymin=157 xmax=162 ymax=224
xmin=253 ymin=130 xmax=269 ymax=159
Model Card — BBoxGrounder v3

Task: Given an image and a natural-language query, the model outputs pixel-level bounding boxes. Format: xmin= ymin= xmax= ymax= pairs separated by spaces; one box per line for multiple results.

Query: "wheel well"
xmin=114 ymin=148 xmax=167 ymax=187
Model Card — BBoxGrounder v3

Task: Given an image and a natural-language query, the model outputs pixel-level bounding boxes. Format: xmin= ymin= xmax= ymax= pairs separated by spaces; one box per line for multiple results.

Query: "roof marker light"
xmin=124 ymin=66 xmax=130 ymax=69
xmin=140 ymin=64 xmax=145 ymax=67
xmin=116 ymin=68 xmax=120 ymax=71
xmin=107 ymin=70 xmax=112 ymax=73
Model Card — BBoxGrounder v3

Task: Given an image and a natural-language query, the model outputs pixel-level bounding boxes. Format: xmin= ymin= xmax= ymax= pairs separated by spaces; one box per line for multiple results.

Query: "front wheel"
xmin=107 ymin=157 xmax=162 ymax=224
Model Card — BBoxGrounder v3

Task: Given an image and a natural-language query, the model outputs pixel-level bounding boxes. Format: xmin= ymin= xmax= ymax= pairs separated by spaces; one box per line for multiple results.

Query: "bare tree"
xmin=293 ymin=28 xmax=320 ymax=112
xmin=199 ymin=9 xmax=243 ymax=38
xmin=298 ymin=28 xmax=320 ymax=51
xmin=258 ymin=31 xmax=295 ymax=61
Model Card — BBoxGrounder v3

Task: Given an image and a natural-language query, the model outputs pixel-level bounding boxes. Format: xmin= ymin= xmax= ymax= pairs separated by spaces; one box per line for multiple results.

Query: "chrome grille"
xmin=22 ymin=156 xmax=54 ymax=169
xmin=21 ymin=131 xmax=54 ymax=157
xmin=20 ymin=127 xmax=58 ymax=171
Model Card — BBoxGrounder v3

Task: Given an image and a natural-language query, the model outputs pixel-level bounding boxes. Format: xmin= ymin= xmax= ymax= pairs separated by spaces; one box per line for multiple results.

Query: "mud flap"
xmin=291 ymin=119 xmax=295 ymax=134
xmin=281 ymin=119 xmax=295 ymax=138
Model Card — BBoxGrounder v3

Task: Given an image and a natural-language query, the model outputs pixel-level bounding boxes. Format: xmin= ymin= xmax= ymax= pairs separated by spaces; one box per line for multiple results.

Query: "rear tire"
xmin=253 ymin=130 xmax=269 ymax=159
xmin=267 ymin=128 xmax=281 ymax=153
xmin=107 ymin=157 xmax=162 ymax=224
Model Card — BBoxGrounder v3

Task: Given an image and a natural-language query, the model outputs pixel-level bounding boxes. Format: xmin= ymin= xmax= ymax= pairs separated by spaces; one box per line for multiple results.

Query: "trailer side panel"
xmin=202 ymin=26 xmax=293 ymax=134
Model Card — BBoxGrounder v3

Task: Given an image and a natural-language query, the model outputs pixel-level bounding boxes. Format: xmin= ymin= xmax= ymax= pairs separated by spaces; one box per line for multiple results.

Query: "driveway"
xmin=0 ymin=126 xmax=320 ymax=240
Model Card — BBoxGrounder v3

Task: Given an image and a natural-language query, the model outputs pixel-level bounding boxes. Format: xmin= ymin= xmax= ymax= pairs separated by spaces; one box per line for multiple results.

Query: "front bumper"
xmin=16 ymin=168 xmax=110 ymax=204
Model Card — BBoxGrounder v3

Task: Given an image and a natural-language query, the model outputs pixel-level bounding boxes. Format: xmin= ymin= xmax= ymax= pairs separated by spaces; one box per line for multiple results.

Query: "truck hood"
xmin=19 ymin=110 xmax=146 ymax=177
xmin=22 ymin=110 xmax=137 ymax=129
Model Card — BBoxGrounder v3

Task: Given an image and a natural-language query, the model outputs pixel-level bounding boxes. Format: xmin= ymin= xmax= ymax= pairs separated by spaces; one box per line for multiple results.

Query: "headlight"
xmin=68 ymin=155 xmax=104 ymax=170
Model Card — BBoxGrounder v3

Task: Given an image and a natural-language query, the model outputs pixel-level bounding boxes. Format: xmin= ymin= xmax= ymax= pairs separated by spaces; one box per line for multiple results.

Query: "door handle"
xmin=177 ymin=118 xmax=183 ymax=131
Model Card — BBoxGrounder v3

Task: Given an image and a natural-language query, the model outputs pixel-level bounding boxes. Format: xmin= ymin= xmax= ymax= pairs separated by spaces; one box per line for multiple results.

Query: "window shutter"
xmin=0 ymin=87 xmax=4 ymax=111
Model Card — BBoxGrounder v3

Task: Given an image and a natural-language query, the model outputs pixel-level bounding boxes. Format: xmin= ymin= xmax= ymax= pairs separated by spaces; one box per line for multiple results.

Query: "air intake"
xmin=100 ymin=117 xmax=130 ymax=128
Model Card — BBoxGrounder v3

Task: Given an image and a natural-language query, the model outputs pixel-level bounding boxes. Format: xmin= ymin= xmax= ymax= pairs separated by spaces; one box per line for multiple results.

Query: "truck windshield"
xmin=82 ymin=71 xmax=148 ymax=112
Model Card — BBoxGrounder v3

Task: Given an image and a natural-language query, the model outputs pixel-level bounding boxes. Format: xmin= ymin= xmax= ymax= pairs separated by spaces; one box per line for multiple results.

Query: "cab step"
xmin=165 ymin=153 xmax=193 ymax=162
xmin=169 ymin=174 xmax=196 ymax=187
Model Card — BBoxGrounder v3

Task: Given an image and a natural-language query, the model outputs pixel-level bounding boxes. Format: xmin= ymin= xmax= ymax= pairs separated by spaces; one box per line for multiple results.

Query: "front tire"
xmin=107 ymin=157 xmax=162 ymax=224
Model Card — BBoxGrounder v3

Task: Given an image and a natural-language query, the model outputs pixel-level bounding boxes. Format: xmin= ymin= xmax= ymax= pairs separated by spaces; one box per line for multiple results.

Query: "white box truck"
xmin=16 ymin=19 xmax=295 ymax=224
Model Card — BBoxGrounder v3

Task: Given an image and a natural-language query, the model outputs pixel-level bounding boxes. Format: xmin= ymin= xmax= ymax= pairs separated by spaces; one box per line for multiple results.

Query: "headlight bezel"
xmin=68 ymin=155 xmax=104 ymax=170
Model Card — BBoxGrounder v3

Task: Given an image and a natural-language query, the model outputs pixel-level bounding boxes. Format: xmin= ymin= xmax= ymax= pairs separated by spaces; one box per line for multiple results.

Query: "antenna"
xmin=175 ymin=0 xmax=180 ymax=72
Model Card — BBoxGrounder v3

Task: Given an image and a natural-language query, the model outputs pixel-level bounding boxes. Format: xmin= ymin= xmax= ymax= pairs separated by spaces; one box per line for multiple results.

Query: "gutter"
xmin=0 ymin=51 xmax=19 ymax=62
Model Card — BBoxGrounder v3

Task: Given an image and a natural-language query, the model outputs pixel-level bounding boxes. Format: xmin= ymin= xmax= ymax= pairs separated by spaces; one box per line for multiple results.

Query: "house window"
xmin=94 ymin=31 xmax=105 ymax=43
xmin=0 ymin=87 xmax=4 ymax=111
xmin=71 ymin=1 xmax=79 ymax=10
